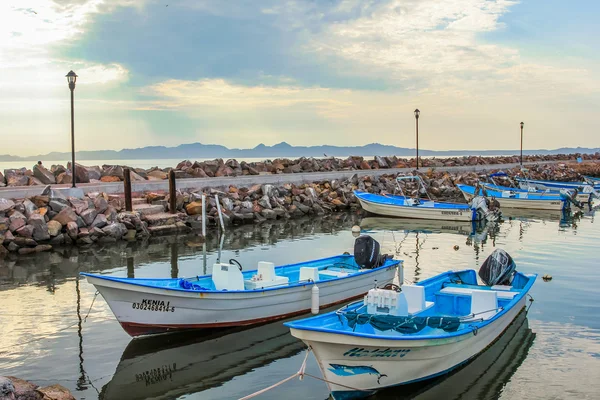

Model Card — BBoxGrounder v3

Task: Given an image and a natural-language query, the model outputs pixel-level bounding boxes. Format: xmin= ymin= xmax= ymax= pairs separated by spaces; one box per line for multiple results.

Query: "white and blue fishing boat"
xmin=285 ymin=249 xmax=536 ymax=399
xmin=483 ymin=172 xmax=593 ymax=204
xmin=82 ymin=250 xmax=401 ymax=337
xmin=354 ymin=176 xmax=499 ymax=222
xmin=457 ymin=183 xmax=581 ymax=211
xmin=515 ymin=176 xmax=599 ymax=192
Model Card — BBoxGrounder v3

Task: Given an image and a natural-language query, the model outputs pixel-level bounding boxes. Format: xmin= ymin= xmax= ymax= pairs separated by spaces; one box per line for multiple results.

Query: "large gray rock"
xmin=67 ymin=162 xmax=90 ymax=184
xmin=28 ymin=213 xmax=50 ymax=241
xmin=80 ymin=209 xmax=98 ymax=226
xmin=22 ymin=199 xmax=38 ymax=218
xmin=93 ymin=197 xmax=108 ymax=213
xmin=33 ymin=164 xmax=56 ymax=184
xmin=0 ymin=376 xmax=15 ymax=399
xmin=102 ymin=223 xmax=127 ymax=239
xmin=0 ymin=198 xmax=14 ymax=213
xmin=68 ymin=198 xmax=88 ymax=215
xmin=49 ymin=200 xmax=68 ymax=212
xmin=90 ymin=214 xmax=107 ymax=229
xmin=86 ymin=166 xmax=102 ymax=181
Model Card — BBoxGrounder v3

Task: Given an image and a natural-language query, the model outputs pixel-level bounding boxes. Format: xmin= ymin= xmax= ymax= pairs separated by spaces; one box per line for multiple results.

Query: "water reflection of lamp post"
xmin=520 ymin=122 xmax=524 ymax=166
xmin=66 ymin=70 xmax=78 ymax=187
xmin=414 ymin=109 xmax=421 ymax=170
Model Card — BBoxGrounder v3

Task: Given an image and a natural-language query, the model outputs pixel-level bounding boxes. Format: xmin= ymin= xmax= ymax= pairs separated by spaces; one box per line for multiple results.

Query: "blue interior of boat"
xmin=458 ymin=184 xmax=565 ymax=201
xmin=284 ymin=269 xmax=536 ymax=340
xmin=516 ymin=177 xmax=600 ymax=189
xmin=80 ymin=255 xmax=401 ymax=293
xmin=354 ymin=191 xmax=470 ymax=209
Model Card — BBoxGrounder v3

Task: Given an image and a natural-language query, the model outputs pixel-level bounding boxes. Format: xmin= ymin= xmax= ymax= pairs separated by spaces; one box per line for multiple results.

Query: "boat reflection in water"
xmin=359 ymin=217 xmax=479 ymax=236
xmin=372 ymin=311 xmax=535 ymax=400
xmin=99 ymin=312 xmax=318 ymax=400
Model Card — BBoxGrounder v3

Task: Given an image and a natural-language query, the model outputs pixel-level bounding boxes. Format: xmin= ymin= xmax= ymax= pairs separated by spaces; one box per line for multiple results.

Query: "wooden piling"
xmin=169 ymin=170 xmax=177 ymax=214
xmin=123 ymin=167 xmax=132 ymax=212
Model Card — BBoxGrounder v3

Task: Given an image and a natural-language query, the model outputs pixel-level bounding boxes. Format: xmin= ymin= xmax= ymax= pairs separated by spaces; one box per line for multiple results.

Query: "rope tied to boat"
xmin=237 ymin=347 xmax=370 ymax=399
xmin=84 ymin=291 xmax=99 ymax=322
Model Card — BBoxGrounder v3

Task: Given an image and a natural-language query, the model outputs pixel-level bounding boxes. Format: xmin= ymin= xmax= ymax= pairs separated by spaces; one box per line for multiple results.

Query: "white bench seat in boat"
xmin=244 ymin=261 xmax=290 ymax=290
xmin=439 ymin=286 xmax=518 ymax=300
xmin=299 ymin=267 xmax=319 ymax=282
xmin=213 ymin=263 xmax=245 ymax=291
xmin=402 ymin=285 xmax=435 ymax=315
xmin=319 ymin=270 xmax=352 ymax=278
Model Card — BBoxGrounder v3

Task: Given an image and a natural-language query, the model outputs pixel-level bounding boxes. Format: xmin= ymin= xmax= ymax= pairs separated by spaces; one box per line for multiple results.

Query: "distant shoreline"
xmin=1 ymin=141 xmax=598 ymax=163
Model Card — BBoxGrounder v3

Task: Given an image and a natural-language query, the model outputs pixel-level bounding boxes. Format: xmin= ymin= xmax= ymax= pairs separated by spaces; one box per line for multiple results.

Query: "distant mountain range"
xmin=1 ymin=142 xmax=599 ymax=162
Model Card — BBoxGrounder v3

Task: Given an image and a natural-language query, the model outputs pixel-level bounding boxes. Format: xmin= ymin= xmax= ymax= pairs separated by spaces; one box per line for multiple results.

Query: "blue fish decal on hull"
xmin=328 ymin=364 xmax=387 ymax=384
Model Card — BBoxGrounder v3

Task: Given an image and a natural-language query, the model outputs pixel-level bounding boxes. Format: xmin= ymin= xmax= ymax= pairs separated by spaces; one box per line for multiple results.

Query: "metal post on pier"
xmin=168 ymin=170 xmax=177 ymax=214
xmin=215 ymin=194 xmax=225 ymax=231
xmin=520 ymin=122 xmax=524 ymax=165
xmin=123 ymin=167 xmax=132 ymax=212
xmin=414 ymin=109 xmax=420 ymax=170
xmin=201 ymin=194 xmax=206 ymax=237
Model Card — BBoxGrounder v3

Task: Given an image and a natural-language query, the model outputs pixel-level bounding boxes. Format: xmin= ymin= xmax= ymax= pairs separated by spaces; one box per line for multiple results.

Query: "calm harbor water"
xmin=1 ymin=210 xmax=599 ymax=399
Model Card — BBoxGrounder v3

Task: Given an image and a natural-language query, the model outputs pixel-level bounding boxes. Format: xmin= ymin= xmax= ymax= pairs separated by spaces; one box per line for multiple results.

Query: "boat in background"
xmin=457 ymin=183 xmax=579 ymax=211
xmin=285 ymin=249 xmax=536 ymax=400
xmin=82 ymin=252 xmax=401 ymax=337
xmin=483 ymin=172 xmax=593 ymax=204
xmin=515 ymin=176 xmax=599 ymax=192
xmin=355 ymin=176 xmax=500 ymax=222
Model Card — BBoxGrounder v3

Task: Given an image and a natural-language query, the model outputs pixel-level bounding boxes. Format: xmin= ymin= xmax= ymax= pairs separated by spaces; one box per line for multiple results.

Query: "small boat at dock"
xmin=483 ymin=172 xmax=593 ymax=204
xmin=82 ymin=250 xmax=401 ymax=337
xmin=355 ymin=176 xmax=500 ymax=222
xmin=285 ymin=249 xmax=536 ymax=399
xmin=457 ymin=183 xmax=580 ymax=211
xmin=515 ymin=176 xmax=599 ymax=192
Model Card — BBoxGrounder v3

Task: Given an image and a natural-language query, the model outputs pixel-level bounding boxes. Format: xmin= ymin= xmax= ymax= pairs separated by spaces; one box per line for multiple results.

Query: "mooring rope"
xmin=237 ymin=348 xmax=369 ymax=399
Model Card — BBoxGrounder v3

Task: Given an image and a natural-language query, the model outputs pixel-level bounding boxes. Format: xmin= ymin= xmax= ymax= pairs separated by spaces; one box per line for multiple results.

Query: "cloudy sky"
xmin=1 ymin=0 xmax=599 ymax=156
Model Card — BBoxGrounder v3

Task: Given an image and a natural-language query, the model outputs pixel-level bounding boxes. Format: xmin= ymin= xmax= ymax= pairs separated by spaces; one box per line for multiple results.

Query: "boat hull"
xmin=356 ymin=196 xmax=474 ymax=222
xmin=459 ymin=187 xmax=565 ymax=211
xmin=85 ymin=265 xmax=398 ymax=337
xmin=290 ymin=297 xmax=527 ymax=399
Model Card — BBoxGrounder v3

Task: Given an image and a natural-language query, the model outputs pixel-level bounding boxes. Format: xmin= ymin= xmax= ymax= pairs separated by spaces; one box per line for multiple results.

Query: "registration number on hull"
xmin=132 ymin=299 xmax=175 ymax=312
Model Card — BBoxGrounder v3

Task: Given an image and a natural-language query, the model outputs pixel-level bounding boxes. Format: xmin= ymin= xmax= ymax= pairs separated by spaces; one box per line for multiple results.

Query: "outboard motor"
xmin=470 ymin=196 xmax=500 ymax=222
xmin=354 ymin=235 xmax=387 ymax=269
xmin=479 ymin=249 xmax=516 ymax=286
xmin=559 ymin=189 xmax=583 ymax=210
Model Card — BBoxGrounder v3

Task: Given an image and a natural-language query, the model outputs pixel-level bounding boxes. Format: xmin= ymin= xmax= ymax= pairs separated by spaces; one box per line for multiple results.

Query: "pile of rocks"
xmin=1 ymin=162 xmax=598 ymax=256
xmin=0 ymin=376 xmax=74 ymax=400
xmin=2 ymin=153 xmax=599 ymax=187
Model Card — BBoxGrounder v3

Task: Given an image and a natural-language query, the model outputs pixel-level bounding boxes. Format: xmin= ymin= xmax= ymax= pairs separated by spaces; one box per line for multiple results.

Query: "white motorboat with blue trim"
xmin=285 ymin=249 xmax=536 ymax=399
xmin=355 ymin=176 xmax=499 ymax=222
xmin=484 ymin=172 xmax=593 ymax=203
xmin=81 ymin=254 xmax=401 ymax=337
xmin=457 ymin=183 xmax=582 ymax=211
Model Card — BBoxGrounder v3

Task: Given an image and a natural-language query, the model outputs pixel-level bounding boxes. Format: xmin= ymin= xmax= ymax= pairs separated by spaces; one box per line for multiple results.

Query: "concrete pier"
xmin=0 ymin=160 xmax=559 ymax=199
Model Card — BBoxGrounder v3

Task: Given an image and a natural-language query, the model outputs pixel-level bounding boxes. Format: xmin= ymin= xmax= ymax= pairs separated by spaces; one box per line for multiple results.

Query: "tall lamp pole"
xmin=66 ymin=70 xmax=78 ymax=188
xmin=520 ymin=121 xmax=524 ymax=166
xmin=414 ymin=109 xmax=420 ymax=170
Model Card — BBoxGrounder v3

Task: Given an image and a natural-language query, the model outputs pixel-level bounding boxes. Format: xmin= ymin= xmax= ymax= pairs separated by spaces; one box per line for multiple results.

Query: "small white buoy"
xmin=311 ymin=284 xmax=320 ymax=314
xmin=352 ymin=225 xmax=361 ymax=233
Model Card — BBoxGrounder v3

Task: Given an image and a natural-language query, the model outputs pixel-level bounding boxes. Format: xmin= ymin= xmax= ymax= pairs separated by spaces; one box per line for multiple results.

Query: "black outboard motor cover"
xmin=479 ymin=249 xmax=516 ymax=286
xmin=354 ymin=235 xmax=382 ymax=269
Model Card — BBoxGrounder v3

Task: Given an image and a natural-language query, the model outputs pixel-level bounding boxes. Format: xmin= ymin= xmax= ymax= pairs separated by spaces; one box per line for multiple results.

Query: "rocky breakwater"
xmin=0 ymin=376 xmax=74 ymax=400
xmin=1 ymin=162 xmax=598 ymax=257
xmin=2 ymin=153 xmax=600 ymax=187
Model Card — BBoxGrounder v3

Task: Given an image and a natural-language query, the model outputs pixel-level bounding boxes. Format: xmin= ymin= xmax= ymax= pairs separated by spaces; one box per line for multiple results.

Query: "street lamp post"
xmin=66 ymin=70 xmax=77 ymax=188
xmin=520 ymin=121 xmax=524 ymax=166
xmin=414 ymin=109 xmax=420 ymax=169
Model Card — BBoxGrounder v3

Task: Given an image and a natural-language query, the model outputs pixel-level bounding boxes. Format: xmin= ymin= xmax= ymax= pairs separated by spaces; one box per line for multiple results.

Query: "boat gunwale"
xmin=80 ymin=255 xmax=402 ymax=294
xmin=285 ymin=270 xmax=537 ymax=342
